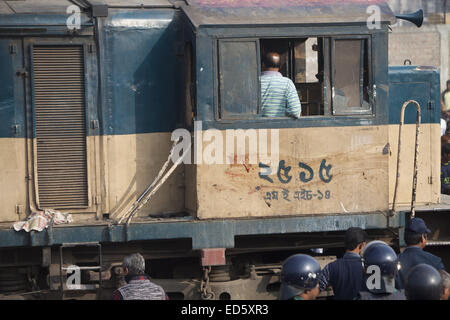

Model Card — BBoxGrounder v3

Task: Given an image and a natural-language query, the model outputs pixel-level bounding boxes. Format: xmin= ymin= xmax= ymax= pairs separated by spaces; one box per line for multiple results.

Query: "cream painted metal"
xmin=190 ymin=126 xmax=389 ymax=219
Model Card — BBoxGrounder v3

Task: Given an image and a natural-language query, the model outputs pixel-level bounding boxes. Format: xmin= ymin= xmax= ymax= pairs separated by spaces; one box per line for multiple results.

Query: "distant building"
xmin=388 ymin=0 xmax=448 ymax=26
xmin=388 ymin=0 xmax=450 ymax=91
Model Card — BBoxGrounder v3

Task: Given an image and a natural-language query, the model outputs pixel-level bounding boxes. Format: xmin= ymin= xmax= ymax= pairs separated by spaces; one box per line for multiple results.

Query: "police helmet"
xmin=405 ymin=264 xmax=443 ymax=300
xmin=279 ymin=254 xmax=321 ymax=300
xmin=361 ymin=240 xmax=387 ymax=256
xmin=362 ymin=241 xmax=399 ymax=278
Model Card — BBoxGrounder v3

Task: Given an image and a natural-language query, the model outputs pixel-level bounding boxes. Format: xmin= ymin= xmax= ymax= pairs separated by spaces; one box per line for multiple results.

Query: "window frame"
xmin=330 ymin=35 xmax=373 ymax=116
xmin=216 ymin=38 xmax=262 ymax=121
xmin=214 ymin=34 xmax=374 ymax=121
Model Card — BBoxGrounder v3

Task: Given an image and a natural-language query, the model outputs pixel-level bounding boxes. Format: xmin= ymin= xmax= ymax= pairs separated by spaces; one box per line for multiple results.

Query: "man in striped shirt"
xmin=112 ymin=253 xmax=168 ymax=300
xmin=260 ymin=52 xmax=302 ymax=118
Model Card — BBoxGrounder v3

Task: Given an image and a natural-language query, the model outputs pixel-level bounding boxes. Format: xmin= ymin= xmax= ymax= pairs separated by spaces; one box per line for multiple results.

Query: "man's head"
xmin=404 ymin=218 xmax=431 ymax=249
xmin=300 ymin=284 xmax=320 ymax=300
xmin=439 ymin=269 xmax=450 ymax=300
xmin=344 ymin=227 xmax=368 ymax=254
xmin=442 ymin=143 xmax=450 ymax=162
xmin=405 ymin=264 xmax=443 ymax=300
xmin=361 ymin=241 xmax=399 ymax=294
xmin=262 ymin=52 xmax=281 ymax=71
xmin=123 ymin=253 xmax=146 ymax=277
xmin=279 ymin=254 xmax=321 ymax=300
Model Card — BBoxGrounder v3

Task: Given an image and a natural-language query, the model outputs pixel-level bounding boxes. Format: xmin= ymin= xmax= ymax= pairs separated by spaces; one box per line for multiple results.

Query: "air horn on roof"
xmin=395 ymin=9 xmax=424 ymax=28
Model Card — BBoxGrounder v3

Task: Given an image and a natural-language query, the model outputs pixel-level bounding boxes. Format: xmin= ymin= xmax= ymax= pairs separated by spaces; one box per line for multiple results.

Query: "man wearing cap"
xmin=395 ymin=218 xmax=445 ymax=290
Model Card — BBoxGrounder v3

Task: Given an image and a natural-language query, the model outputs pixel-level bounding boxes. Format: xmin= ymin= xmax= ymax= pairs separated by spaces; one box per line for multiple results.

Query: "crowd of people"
xmin=112 ymin=218 xmax=448 ymax=300
xmin=280 ymin=219 xmax=449 ymax=300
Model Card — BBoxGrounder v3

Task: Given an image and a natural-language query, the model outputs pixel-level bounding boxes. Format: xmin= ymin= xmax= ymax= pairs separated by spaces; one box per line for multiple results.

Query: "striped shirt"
xmin=260 ymin=71 xmax=301 ymax=118
xmin=113 ymin=275 xmax=168 ymax=300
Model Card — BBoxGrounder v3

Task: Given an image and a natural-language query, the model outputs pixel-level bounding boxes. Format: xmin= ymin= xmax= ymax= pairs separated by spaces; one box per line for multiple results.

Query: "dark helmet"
xmin=362 ymin=241 xmax=399 ymax=278
xmin=279 ymin=254 xmax=321 ymax=300
xmin=405 ymin=264 xmax=443 ymax=300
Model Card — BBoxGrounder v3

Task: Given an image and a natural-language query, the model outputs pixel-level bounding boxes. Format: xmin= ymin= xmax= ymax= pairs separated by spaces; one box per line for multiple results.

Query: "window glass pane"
xmin=294 ymin=38 xmax=319 ymax=83
xmin=293 ymin=38 xmax=324 ymax=116
xmin=333 ymin=39 xmax=370 ymax=114
xmin=218 ymin=40 xmax=259 ymax=119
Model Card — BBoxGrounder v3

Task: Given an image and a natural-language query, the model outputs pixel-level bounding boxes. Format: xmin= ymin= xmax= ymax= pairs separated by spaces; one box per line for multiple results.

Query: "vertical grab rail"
xmin=392 ymin=100 xmax=421 ymax=218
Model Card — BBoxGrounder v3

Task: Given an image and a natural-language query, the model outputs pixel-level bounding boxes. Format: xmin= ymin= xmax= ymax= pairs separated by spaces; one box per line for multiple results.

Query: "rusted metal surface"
xmin=183 ymin=0 xmax=396 ymax=28
xmin=33 ymin=46 xmax=89 ymax=209
xmin=201 ymin=248 xmax=226 ymax=266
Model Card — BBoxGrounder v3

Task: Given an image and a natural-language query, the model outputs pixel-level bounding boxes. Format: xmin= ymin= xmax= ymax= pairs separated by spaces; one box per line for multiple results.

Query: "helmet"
xmin=405 ymin=264 xmax=443 ymax=300
xmin=362 ymin=241 xmax=399 ymax=278
xmin=362 ymin=241 xmax=400 ymax=294
xmin=279 ymin=254 xmax=321 ymax=300
xmin=361 ymin=240 xmax=388 ymax=256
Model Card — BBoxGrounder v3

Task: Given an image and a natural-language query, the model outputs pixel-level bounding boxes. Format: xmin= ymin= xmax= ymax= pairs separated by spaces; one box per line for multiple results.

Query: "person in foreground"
xmin=396 ymin=218 xmax=445 ymax=289
xmin=318 ymin=227 xmax=368 ymax=299
xmin=404 ymin=264 xmax=443 ymax=300
xmin=112 ymin=253 xmax=167 ymax=300
xmin=279 ymin=254 xmax=321 ymax=300
xmin=356 ymin=241 xmax=405 ymax=300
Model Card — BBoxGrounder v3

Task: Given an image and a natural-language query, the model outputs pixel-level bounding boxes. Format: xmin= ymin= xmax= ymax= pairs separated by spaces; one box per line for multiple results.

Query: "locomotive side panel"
xmin=100 ymin=9 xmax=187 ymax=219
xmin=0 ymin=39 xmax=27 ymax=223
xmin=195 ymin=125 xmax=389 ymax=219
xmin=107 ymin=133 xmax=185 ymax=218
xmin=388 ymin=124 xmax=440 ymax=206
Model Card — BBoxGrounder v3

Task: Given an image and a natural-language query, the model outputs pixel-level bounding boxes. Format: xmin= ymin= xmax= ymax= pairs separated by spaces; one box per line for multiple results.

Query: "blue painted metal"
xmin=99 ymin=9 xmax=183 ymax=136
xmin=388 ymin=66 xmax=440 ymax=125
xmin=0 ymin=9 xmax=183 ymax=138
xmin=0 ymin=39 xmax=22 ymax=138
xmin=0 ymin=212 xmax=405 ymax=249
xmin=0 ymin=8 xmax=414 ymax=137
xmin=0 ymin=13 xmax=93 ymax=29
xmin=0 ymin=4 xmax=409 ymax=253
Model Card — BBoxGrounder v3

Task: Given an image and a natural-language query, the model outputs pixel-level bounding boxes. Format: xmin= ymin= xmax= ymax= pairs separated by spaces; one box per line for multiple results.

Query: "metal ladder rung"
xmin=62 ymin=266 xmax=101 ymax=271
xmin=59 ymin=242 xmax=103 ymax=299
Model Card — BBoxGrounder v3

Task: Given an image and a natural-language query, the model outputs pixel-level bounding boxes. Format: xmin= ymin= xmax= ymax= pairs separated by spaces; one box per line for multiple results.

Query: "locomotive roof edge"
xmin=0 ymin=0 xmax=176 ymax=15
xmin=0 ymin=0 xmax=397 ymax=27
xmin=181 ymin=0 xmax=396 ymax=28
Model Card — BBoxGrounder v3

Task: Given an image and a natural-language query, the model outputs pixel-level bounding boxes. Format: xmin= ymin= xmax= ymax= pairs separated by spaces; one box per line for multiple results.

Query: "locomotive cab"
xmin=181 ymin=0 xmax=396 ymax=219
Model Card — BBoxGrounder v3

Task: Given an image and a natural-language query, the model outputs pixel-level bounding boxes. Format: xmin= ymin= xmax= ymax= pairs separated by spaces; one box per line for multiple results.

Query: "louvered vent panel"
xmin=33 ymin=45 xmax=88 ymax=208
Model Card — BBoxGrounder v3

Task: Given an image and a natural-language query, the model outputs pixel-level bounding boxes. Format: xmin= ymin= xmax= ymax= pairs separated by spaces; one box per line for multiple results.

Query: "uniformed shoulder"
xmin=421 ymin=250 xmax=443 ymax=267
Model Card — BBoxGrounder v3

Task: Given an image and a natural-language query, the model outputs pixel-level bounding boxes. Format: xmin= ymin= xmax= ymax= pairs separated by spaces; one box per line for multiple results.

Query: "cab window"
xmin=332 ymin=38 xmax=371 ymax=115
xmin=216 ymin=36 xmax=372 ymax=120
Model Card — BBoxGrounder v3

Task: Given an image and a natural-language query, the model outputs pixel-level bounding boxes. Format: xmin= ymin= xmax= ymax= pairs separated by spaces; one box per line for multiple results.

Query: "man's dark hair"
xmin=344 ymin=227 xmax=368 ymax=251
xmin=263 ymin=52 xmax=281 ymax=69
xmin=404 ymin=230 xmax=425 ymax=246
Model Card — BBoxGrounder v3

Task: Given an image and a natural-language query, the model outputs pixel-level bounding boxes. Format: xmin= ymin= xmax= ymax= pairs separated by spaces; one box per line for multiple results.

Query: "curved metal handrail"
xmin=391 ymin=100 xmax=421 ymax=218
